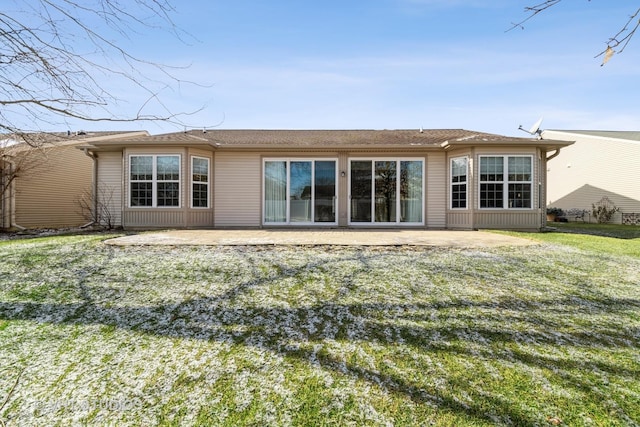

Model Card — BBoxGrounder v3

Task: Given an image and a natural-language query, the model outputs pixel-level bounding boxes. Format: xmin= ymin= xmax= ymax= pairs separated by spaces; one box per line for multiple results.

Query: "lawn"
xmin=0 ymin=228 xmax=639 ymax=426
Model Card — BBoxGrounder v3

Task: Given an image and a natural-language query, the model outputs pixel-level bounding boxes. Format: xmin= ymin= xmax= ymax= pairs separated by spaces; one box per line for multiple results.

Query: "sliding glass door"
xmin=349 ymin=159 xmax=424 ymax=225
xmin=264 ymin=159 xmax=337 ymax=225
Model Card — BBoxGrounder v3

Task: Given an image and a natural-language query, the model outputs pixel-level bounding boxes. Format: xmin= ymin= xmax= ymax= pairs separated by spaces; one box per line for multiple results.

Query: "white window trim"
xmin=347 ymin=157 xmax=425 ymax=226
xmin=262 ymin=158 xmax=339 ymax=226
xmin=450 ymin=156 xmax=468 ymax=210
xmin=478 ymin=155 xmax=533 ymax=210
xmin=190 ymin=156 xmax=210 ymax=209
xmin=128 ymin=154 xmax=181 ymax=208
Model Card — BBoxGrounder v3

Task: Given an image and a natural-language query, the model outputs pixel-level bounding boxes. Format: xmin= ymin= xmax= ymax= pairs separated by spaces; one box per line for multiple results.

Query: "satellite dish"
xmin=518 ymin=117 xmax=543 ymax=139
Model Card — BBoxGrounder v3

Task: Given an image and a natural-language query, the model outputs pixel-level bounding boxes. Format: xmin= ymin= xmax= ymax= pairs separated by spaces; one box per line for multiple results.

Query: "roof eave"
xmin=441 ymin=138 xmax=574 ymax=151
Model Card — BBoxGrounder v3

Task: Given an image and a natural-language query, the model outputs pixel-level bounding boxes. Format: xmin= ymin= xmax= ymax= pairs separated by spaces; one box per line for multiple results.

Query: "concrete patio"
xmin=106 ymin=229 xmax=537 ymax=247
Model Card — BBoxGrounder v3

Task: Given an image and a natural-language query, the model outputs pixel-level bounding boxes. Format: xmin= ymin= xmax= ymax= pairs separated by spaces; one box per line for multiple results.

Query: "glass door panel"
xmin=400 ymin=161 xmax=423 ymax=222
xmin=290 ymin=161 xmax=312 ymax=222
xmin=375 ymin=161 xmax=397 ymax=223
xmin=350 ymin=161 xmax=372 ymax=222
xmin=264 ymin=161 xmax=287 ymax=223
xmin=314 ymin=161 xmax=336 ymax=222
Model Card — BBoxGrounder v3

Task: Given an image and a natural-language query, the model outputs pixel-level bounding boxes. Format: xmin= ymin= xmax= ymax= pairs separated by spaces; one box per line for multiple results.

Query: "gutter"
xmin=82 ymin=148 xmax=98 ymax=227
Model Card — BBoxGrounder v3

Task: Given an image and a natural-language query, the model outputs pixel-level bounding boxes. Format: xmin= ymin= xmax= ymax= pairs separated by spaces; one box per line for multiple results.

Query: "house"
xmin=541 ymin=130 xmax=640 ymax=224
xmin=0 ymin=131 xmax=148 ymax=229
xmin=79 ymin=129 xmax=572 ymax=231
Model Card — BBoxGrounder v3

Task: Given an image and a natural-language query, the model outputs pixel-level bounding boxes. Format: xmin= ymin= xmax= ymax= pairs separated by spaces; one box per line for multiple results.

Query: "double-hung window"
xmin=191 ymin=157 xmax=210 ymax=208
xmin=450 ymin=157 xmax=468 ymax=209
xmin=130 ymin=155 xmax=180 ymax=207
xmin=479 ymin=156 xmax=532 ymax=209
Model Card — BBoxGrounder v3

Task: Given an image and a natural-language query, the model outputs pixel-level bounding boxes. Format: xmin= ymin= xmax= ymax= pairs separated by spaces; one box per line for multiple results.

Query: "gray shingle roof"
xmin=94 ymin=128 xmax=537 ymax=148
xmin=1 ymin=131 xmax=148 ymax=149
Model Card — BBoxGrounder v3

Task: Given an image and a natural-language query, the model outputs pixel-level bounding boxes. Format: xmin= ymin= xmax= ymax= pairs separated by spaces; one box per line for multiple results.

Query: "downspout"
xmin=546 ymin=148 xmax=561 ymax=161
xmin=82 ymin=148 xmax=98 ymax=228
xmin=469 ymin=147 xmax=476 ymax=230
xmin=542 ymin=148 xmax=562 ymax=229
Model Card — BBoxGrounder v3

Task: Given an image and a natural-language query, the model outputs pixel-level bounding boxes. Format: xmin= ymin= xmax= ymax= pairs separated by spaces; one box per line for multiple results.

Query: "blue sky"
xmin=57 ymin=1 xmax=640 ymax=136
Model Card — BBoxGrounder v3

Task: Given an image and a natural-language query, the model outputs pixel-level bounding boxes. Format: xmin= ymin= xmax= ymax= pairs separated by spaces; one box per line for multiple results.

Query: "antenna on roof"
xmin=518 ymin=117 xmax=543 ymax=139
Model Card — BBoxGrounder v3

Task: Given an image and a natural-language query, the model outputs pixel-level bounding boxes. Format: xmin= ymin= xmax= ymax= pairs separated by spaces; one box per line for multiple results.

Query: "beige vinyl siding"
xmin=543 ymin=130 xmax=640 ymax=221
xmin=97 ymin=151 xmax=123 ymax=227
xmin=473 ymin=211 xmax=541 ymax=229
xmin=214 ymin=151 xmax=261 ymax=227
xmin=426 ymin=152 xmax=446 ymax=228
xmin=15 ymin=145 xmax=93 ymax=228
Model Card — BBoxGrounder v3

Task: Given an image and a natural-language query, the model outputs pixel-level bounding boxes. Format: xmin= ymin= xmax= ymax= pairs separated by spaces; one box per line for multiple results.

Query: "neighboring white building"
xmin=542 ymin=130 xmax=640 ymax=224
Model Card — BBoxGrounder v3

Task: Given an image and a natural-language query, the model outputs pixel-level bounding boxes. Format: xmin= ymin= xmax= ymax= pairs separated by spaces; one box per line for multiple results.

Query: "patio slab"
xmin=105 ymin=229 xmax=536 ymax=247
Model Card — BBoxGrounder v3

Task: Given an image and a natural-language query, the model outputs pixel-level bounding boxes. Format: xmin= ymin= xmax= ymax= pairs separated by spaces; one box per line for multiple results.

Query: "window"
xmin=129 ymin=155 xmax=180 ymax=207
xmin=130 ymin=156 xmax=153 ymax=207
xmin=263 ymin=159 xmax=337 ymax=224
xmin=191 ymin=157 xmax=209 ymax=208
xmin=479 ymin=156 xmax=532 ymax=209
xmin=349 ymin=159 xmax=424 ymax=224
xmin=450 ymin=157 xmax=468 ymax=209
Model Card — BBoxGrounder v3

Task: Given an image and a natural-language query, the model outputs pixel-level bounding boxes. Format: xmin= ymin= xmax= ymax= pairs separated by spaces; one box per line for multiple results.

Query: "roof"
xmin=1 ymin=131 xmax=149 ymax=150
xmin=83 ymin=128 xmax=571 ymax=150
xmin=545 ymin=130 xmax=640 ymax=142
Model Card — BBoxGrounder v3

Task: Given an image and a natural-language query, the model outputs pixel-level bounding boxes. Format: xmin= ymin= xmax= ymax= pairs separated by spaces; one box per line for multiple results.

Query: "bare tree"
xmin=0 ymin=0 xmax=197 ymax=143
xmin=77 ymin=183 xmax=117 ymax=229
xmin=509 ymin=1 xmax=640 ymax=65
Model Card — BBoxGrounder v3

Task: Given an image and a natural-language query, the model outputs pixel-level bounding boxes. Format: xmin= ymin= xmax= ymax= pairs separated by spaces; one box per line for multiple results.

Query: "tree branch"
xmin=509 ymin=1 xmax=639 ymax=65
xmin=506 ymin=0 xmax=562 ymax=32
xmin=0 ymin=1 xmax=205 ymax=139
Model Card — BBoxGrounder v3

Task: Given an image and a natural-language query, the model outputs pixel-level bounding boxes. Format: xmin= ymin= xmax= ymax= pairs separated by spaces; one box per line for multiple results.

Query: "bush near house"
xmin=592 ymin=196 xmax=620 ymax=224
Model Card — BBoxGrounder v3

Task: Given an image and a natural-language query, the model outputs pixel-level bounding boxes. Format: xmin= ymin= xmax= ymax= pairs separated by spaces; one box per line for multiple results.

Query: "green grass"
xmin=499 ymin=222 xmax=640 ymax=258
xmin=0 ymin=232 xmax=639 ymax=426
